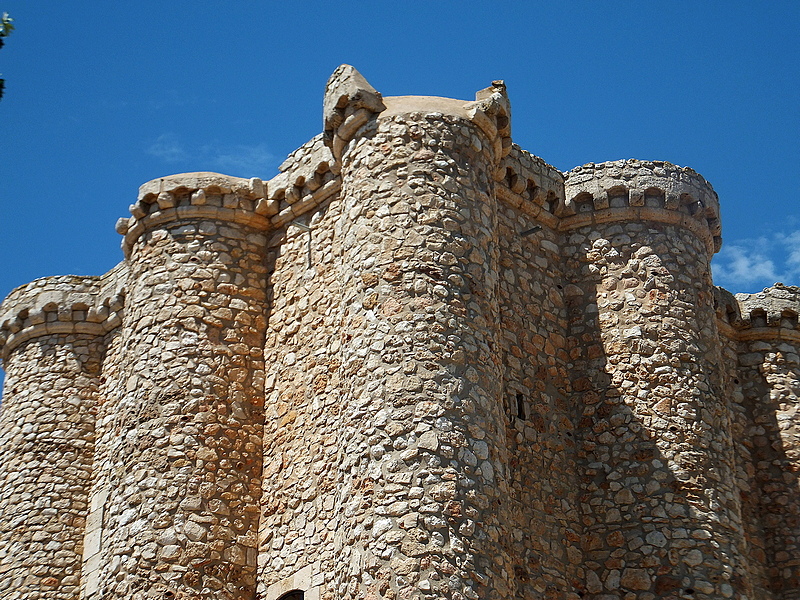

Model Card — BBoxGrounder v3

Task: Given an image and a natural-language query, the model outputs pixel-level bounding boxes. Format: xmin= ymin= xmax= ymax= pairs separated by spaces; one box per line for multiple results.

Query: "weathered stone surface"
xmin=0 ymin=66 xmax=798 ymax=600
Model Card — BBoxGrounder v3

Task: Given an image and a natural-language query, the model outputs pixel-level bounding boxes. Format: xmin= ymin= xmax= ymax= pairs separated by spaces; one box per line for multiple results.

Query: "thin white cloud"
xmin=212 ymin=144 xmax=275 ymax=176
xmin=147 ymin=133 xmax=189 ymax=163
xmin=781 ymin=230 xmax=800 ymax=270
xmin=713 ymin=230 xmax=800 ymax=292
xmin=145 ymin=134 xmax=277 ymax=178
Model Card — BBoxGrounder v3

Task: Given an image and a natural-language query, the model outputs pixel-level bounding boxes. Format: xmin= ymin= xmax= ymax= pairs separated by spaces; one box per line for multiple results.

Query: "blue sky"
xmin=1 ymin=1 xmax=799 ymax=302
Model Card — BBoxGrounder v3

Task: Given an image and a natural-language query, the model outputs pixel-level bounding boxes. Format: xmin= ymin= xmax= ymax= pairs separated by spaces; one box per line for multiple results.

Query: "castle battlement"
xmin=735 ymin=284 xmax=800 ymax=342
xmin=494 ymin=145 xmax=564 ymax=228
xmin=119 ymin=172 xmax=273 ymax=257
xmin=0 ymin=267 xmax=125 ymax=360
xmin=0 ymin=65 xmax=798 ymax=600
xmin=563 ymin=159 xmax=722 ymax=253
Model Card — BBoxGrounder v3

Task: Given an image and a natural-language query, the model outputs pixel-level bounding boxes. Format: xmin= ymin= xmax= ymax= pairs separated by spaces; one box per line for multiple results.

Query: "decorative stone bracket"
xmin=467 ymin=79 xmax=513 ymax=166
xmin=323 ymin=64 xmax=386 ymax=163
xmin=495 ymin=144 xmax=564 ymax=229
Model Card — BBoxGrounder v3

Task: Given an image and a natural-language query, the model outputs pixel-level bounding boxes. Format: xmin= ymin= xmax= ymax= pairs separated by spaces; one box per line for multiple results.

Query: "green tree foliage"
xmin=0 ymin=13 xmax=14 ymax=100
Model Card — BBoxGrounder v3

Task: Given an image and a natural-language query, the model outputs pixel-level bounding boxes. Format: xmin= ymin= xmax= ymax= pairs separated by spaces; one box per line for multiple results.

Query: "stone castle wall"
xmin=0 ymin=66 xmax=798 ymax=600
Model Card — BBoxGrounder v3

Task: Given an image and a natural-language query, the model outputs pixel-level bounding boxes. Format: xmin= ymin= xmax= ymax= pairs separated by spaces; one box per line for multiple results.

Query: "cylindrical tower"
xmin=315 ymin=66 xmax=517 ymax=600
xmin=713 ymin=286 xmax=774 ymax=598
xmin=0 ymin=274 xmax=121 ymax=599
xmin=562 ymin=160 xmax=752 ymax=599
xmin=734 ymin=285 xmax=800 ymax=599
xmin=89 ymin=173 xmax=271 ymax=598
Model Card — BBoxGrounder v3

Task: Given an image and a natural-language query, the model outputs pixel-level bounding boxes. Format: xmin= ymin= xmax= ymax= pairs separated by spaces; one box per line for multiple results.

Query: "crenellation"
xmin=121 ymin=171 xmax=273 ymax=257
xmin=493 ymin=144 xmax=564 ymax=228
xmin=0 ymin=268 xmax=126 ymax=361
xmin=0 ymin=65 xmax=798 ymax=600
xmin=563 ymin=159 xmax=722 ymax=254
xmin=736 ymin=284 xmax=800 ymax=331
xmin=270 ymin=135 xmax=336 ymax=206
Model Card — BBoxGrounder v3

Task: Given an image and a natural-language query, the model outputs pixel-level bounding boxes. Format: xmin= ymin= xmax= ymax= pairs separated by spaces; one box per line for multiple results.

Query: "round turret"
xmin=0 ymin=271 xmax=122 ymax=598
xmin=0 ymin=270 xmax=124 ymax=360
xmin=734 ymin=283 xmax=800 ymax=340
xmin=118 ymin=171 xmax=273 ymax=257
xmin=94 ymin=170 xmax=272 ymax=598
xmin=730 ymin=283 xmax=800 ymax=594
xmin=561 ymin=158 xmax=752 ymax=597
xmin=563 ymin=159 xmax=722 ymax=254
xmin=272 ymin=65 xmax=525 ymax=600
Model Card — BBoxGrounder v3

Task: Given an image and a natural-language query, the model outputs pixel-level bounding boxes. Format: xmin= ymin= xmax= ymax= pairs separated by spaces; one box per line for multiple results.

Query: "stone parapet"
xmin=0 ymin=268 xmax=120 ymax=598
xmin=715 ymin=285 xmax=742 ymax=321
xmin=119 ymin=172 xmax=272 ymax=257
xmin=563 ymin=159 xmax=722 ymax=254
xmin=0 ymin=266 xmax=125 ymax=361
xmin=734 ymin=283 xmax=800 ymax=342
xmin=266 ymin=135 xmax=340 ymax=227
xmin=494 ymin=144 xmax=564 ymax=229
xmin=714 ymin=284 xmax=800 ymax=343
xmin=323 ymin=64 xmax=386 ymax=164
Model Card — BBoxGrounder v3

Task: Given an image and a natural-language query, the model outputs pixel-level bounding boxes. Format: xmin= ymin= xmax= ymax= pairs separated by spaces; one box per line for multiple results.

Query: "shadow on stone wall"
xmin=739 ymin=349 xmax=800 ymax=599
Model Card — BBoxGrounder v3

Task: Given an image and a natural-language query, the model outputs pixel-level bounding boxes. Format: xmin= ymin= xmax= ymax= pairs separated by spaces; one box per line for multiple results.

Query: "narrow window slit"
xmin=516 ymin=393 xmax=526 ymax=420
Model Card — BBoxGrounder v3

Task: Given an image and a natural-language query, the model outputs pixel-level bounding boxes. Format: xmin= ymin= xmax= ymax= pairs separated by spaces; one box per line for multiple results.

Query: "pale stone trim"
xmin=733 ymin=327 xmax=800 ymax=343
xmin=495 ymin=185 xmax=560 ymax=230
xmin=270 ymin=178 xmax=341 ymax=228
xmin=79 ymin=487 xmax=109 ymax=599
xmin=559 ymin=205 xmax=717 ymax=255
xmin=265 ymin=563 xmax=322 ymax=600
xmin=122 ymin=205 xmax=272 ymax=256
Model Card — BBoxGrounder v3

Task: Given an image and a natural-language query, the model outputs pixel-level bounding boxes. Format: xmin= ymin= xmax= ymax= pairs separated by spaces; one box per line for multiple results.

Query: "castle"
xmin=0 ymin=65 xmax=798 ymax=600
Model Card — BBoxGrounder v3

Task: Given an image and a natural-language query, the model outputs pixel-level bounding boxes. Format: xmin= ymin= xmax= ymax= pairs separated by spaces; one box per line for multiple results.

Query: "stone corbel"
xmin=467 ymin=80 xmax=513 ymax=166
xmin=323 ymin=65 xmax=386 ymax=163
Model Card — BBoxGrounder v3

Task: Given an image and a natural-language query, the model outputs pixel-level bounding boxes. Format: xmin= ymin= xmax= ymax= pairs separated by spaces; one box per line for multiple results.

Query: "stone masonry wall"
xmin=739 ymin=338 xmax=800 ymax=599
xmin=715 ymin=321 xmax=773 ymax=598
xmin=88 ymin=176 xmax=270 ymax=599
xmin=0 ymin=273 xmax=120 ymax=600
xmin=257 ymin=194 xmax=344 ymax=598
xmin=0 ymin=331 xmax=101 ymax=598
xmin=495 ymin=200 xmax=581 ymax=597
xmin=0 ymin=65 xmax=799 ymax=600
xmin=80 ymin=327 xmax=124 ymax=599
xmin=327 ymin=102 xmax=511 ymax=600
xmin=563 ymin=218 xmax=751 ymax=599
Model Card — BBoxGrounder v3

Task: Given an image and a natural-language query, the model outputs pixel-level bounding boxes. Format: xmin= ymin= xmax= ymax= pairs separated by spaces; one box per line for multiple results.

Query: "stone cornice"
xmin=558 ymin=205 xmax=717 ymax=255
xmin=563 ymin=160 xmax=722 ymax=255
xmin=118 ymin=172 xmax=275 ymax=257
xmin=715 ymin=284 xmax=800 ymax=345
xmin=0 ymin=265 xmax=126 ymax=360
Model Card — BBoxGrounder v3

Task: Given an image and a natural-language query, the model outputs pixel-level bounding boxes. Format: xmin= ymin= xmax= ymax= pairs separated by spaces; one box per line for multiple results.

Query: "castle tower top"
xmin=563 ymin=159 xmax=722 ymax=254
xmin=735 ymin=283 xmax=800 ymax=341
xmin=117 ymin=171 xmax=272 ymax=257
xmin=0 ymin=266 xmax=125 ymax=360
xmin=323 ymin=64 xmax=512 ymax=166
